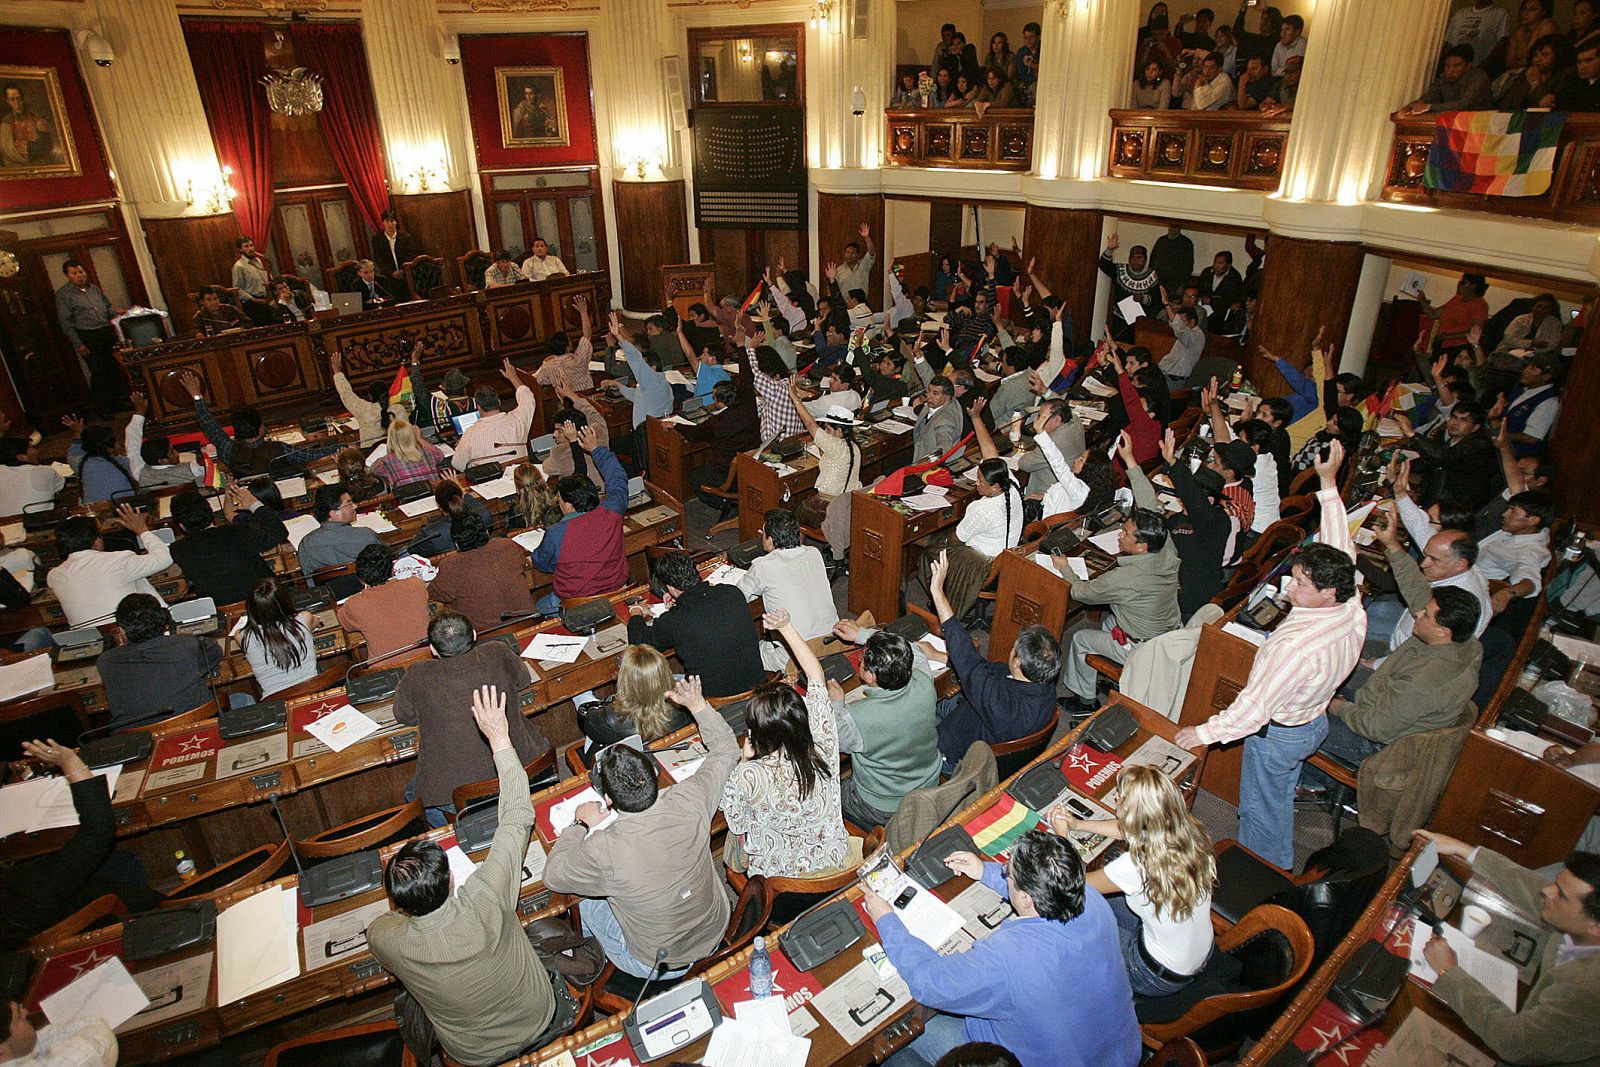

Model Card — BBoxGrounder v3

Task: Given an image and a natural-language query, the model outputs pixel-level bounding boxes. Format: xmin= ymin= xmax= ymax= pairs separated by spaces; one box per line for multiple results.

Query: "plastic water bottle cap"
xmin=754 ymin=936 xmax=765 ymax=950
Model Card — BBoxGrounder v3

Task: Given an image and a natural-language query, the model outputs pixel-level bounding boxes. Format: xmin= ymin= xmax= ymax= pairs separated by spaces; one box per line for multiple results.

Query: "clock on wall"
xmin=0 ymin=252 xmax=18 ymax=279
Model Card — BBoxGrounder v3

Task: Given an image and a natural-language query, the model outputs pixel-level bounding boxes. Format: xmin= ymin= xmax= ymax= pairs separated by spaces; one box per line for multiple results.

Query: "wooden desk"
xmin=847 ymin=481 xmax=978 ymax=628
xmin=986 ymin=539 xmax=1121 ymax=664
xmin=644 ymin=416 xmax=711 ymax=506
xmin=732 ymin=421 xmax=914 ymax=542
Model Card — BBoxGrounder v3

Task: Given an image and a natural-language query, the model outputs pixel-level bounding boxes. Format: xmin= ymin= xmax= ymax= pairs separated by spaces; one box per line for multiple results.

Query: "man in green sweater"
xmin=1416 ymin=830 xmax=1600 ymax=1066
xmin=367 ymin=685 xmax=555 ymax=1066
xmin=1301 ymin=509 xmax=1483 ymax=790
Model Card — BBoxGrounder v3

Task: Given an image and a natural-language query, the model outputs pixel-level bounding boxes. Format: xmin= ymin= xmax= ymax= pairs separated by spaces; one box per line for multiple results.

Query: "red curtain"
xmin=291 ymin=23 xmax=392 ymax=235
xmin=183 ymin=21 xmax=274 ymax=245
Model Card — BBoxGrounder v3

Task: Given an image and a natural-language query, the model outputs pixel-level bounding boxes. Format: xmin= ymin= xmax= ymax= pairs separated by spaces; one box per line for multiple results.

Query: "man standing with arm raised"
xmin=1175 ymin=440 xmax=1365 ymax=870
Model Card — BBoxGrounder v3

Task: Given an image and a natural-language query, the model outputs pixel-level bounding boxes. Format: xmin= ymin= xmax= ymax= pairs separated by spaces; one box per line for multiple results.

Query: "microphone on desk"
xmin=341 ymin=634 xmax=433 ymax=687
xmin=268 ymin=791 xmax=309 ymax=885
xmin=627 ymin=948 xmax=673 ymax=1026
xmin=268 ymin=790 xmax=384 ymax=907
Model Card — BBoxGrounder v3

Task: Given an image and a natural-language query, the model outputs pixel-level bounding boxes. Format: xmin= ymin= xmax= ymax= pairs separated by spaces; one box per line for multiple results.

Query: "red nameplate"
xmin=711 ymin=943 xmax=822 ymax=1017
xmin=30 ymin=939 xmax=125 ymax=1008
xmin=289 ymin=695 xmax=353 ymax=736
xmin=149 ymin=726 xmax=223 ymax=771
xmin=1060 ymin=742 xmax=1122 ymax=795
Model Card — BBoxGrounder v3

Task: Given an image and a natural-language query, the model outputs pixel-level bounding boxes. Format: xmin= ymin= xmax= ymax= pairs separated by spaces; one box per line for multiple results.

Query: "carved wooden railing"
xmin=885 ymin=107 xmax=1034 ymax=171
xmin=1383 ymin=112 xmax=1600 ymax=226
xmin=1107 ymin=109 xmax=1290 ymax=191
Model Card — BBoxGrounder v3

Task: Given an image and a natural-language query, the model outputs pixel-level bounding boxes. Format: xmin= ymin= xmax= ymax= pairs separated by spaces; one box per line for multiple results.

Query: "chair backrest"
xmin=458 ymin=250 xmax=493 ymax=292
xmin=659 ymin=263 xmax=717 ymax=321
xmin=1276 ymin=493 xmax=1315 ymax=528
xmin=1234 ymin=519 xmax=1304 ymax=574
xmin=685 ymin=874 xmax=773 ymax=979
xmin=0 ymin=689 xmax=90 ymax=762
xmin=1146 ymin=1038 xmax=1207 ymax=1067
xmin=269 ymin=661 xmax=351 ymax=703
xmin=27 ymin=893 xmax=129 ymax=950
xmin=402 ymin=255 xmax=447 ymax=300
xmin=296 ymin=799 xmax=426 ymax=860
xmin=991 ymin=708 xmax=1060 ymax=780
xmin=324 ymin=260 xmax=361 ymax=295
xmin=764 ymin=826 xmax=885 ymax=897
xmin=164 ymin=840 xmax=294 ymax=903
xmin=449 ymin=749 xmax=557 ymax=813
xmin=1287 ymin=465 xmax=1319 ymax=498
xmin=885 ymin=741 xmax=998 ymax=853
xmin=264 ymin=1020 xmax=405 ymax=1067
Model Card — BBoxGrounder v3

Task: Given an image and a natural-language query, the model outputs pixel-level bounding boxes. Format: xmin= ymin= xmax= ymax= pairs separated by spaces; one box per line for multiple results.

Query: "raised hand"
xmin=762 ymin=608 xmax=793 ymax=632
xmin=576 ymin=425 xmax=599 ymax=452
xmin=131 ymin=392 xmax=148 ymax=417
xmin=1116 ymin=430 xmax=1137 ymax=465
xmin=470 ymin=684 xmax=511 ymax=751
xmin=928 ymin=549 xmax=949 ymax=594
xmin=1159 ymin=428 xmax=1178 ymax=466
xmin=1374 ymin=503 xmax=1402 ymax=548
xmin=1105 ymin=233 xmax=1120 ymax=253
xmin=858 ymin=222 xmax=871 ymax=239
xmin=824 ymin=262 xmax=838 ymax=282
xmin=667 ymin=675 xmax=709 ymax=712
xmin=329 ymin=351 xmax=343 ymax=374
xmin=61 ymin=414 xmax=86 ymax=438
xmin=1314 ymin=437 xmax=1344 ymax=487
xmin=114 ymin=502 xmax=148 ymax=535
xmin=179 ymin=371 xmax=203 ymax=399
xmin=1312 ymin=325 xmax=1326 ymax=349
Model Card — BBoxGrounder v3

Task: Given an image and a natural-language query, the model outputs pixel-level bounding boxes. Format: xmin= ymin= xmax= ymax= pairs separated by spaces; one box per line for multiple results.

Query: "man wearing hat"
xmin=1503 ymin=353 xmax=1563 ymax=457
xmin=1210 ymin=438 xmax=1259 ymax=562
xmin=408 ymin=349 xmax=475 ymax=432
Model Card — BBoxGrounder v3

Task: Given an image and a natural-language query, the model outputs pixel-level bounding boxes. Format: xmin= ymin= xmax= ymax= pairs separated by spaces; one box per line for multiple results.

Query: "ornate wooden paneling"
xmin=1021 ymin=205 xmax=1103 ymax=349
xmin=319 ymin=296 xmax=482 ymax=375
xmin=141 ymin=213 xmax=254 ymax=336
xmin=390 ymin=190 xmax=475 ymax=289
xmin=612 ymin=179 xmax=688 ymax=311
xmin=817 ymin=191 xmax=886 ymax=308
xmin=1383 ymin=113 xmax=1600 ymax=226
xmin=1107 ymin=110 xmax=1289 ymax=191
xmin=884 ymin=109 xmax=1034 ymax=173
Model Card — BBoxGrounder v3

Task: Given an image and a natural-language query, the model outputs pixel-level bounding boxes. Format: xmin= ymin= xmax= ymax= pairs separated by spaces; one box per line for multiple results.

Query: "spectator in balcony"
xmin=985 ymin=32 xmax=1015 ymax=83
xmin=933 ymin=22 xmax=963 ymax=79
xmin=1271 ymin=14 xmax=1306 ymax=75
xmin=1138 ymin=3 xmax=1171 ymax=50
xmin=1494 ymin=294 xmax=1566 ymax=360
xmin=1231 ymin=2 xmax=1284 ymax=71
xmin=1138 ymin=6 xmax=1182 ymax=70
xmin=1495 ymin=0 xmax=1561 ymax=75
xmin=1013 ymin=22 xmax=1041 ymax=105
xmin=974 ymin=68 xmax=1018 ymax=113
xmin=931 ymin=66 xmax=957 ymax=107
xmin=933 ymin=253 xmax=962 ymax=304
xmin=1161 ymin=283 xmax=1209 ymax=333
xmin=1552 ymin=39 xmax=1600 ymax=111
xmin=1258 ymin=53 xmax=1302 ymax=115
xmin=1417 ymin=274 xmax=1491 ymax=359
xmin=1132 ymin=60 xmax=1174 ymax=109
xmin=1151 ymin=226 xmax=1193 ymax=298
xmin=946 ymin=72 xmax=981 ymax=108
xmin=1183 ymin=51 xmax=1233 ymax=110
xmin=1402 ymin=45 xmax=1493 ymax=114
xmin=1212 ymin=24 xmax=1240 ymax=75
xmin=1496 ymin=34 xmax=1569 ymax=108
xmin=1447 ymin=0 xmax=1513 ymax=67
xmin=1570 ymin=0 xmax=1600 ymax=52
xmin=1235 ymin=54 xmax=1280 ymax=109
xmin=1176 ymin=7 xmax=1217 ymax=51
xmin=953 ymin=31 xmax=983 ymax=85
xmin=891 ymin=71 xmax=921 ymax=108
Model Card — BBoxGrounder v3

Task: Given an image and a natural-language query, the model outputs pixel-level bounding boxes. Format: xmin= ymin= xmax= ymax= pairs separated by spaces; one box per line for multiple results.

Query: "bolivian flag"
xmin=201 ymin=451 xmax=226 ymax=490
xmin=738 ymin=281 xmax=765 ymax=315
xmin=963 ymin=794 xmax=1043 ymax=858
xmin=388 ymin=365 xmax=414 ymax=415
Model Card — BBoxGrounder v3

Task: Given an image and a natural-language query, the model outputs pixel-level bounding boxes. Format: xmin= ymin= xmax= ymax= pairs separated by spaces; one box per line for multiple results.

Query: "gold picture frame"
xmin=0 ymin=65 xmax=81 ymax=181
xmin=496 ymin=66 xmax=569 ymax=149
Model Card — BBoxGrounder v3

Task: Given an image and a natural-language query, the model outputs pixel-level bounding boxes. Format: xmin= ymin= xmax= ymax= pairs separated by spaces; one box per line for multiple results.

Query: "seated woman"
xmin=1050 ymin=764 xmax=1216 ymax=996
xmin=1131 ymin=59 xmax=1174 ymax=109
xmin=945 ymin=72 xmax=981 ymax=108
xmin=427 ymin=509 xmax=536 ymax=632
xmin=917 ymin=425 xmax=1024 ymax=620
xmin=576 ymin=644 xmax=691 ymax=764
xmin=336 ymin=448 xmax=387 ymax=504
xmin=370 ymin=417 xmax=445 ymax=490
xmin=970 ymin=399 xmax=1115 ymax=522
xmin=973 ymin=68 xmax=1018 ymax=111
xmin=239 ymin=576 xmax=320 ymax=698
xmin=891 ymin=71 xmax=921 ymax=107
xmin=65 ymin=421 xmax=136 ymax=505
xmin=506 ymin=462 xmax=563 ymax=530
xmin=788 ymin=377 xmax=862 ymax=571
xmin=721 ymin=609 xmax=849 ymax=878
xmin=1494 ymin=33 xmax=1567 ymax=108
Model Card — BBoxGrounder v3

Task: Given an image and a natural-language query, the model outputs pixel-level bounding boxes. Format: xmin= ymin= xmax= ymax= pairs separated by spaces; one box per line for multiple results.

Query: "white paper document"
xmin=1408 ymin=919 xmax=1519 ymax=1008
xmin=302 ymin=898 xmax=390 ymax=972
xmin=808 ymin=957 xmax=911 ymax=1045
xmin=273 ymin=477 xmax=308 ymax=500
xmin=41 ymin=957 xmax=149 ymax=1030
xmin=1116 ymin=296 xmax=1144 ymax=323
xmin=1031 ymin=552 xmax=1087 ymax=579
xmin=1221 ymin=620 xmax=1268 ymax=646
xmin=512 ymin=529 xmax=545 ymax=552
xmin=665 ymin=370 xmax=691 ymax=387
xmin=304 ymin=705 xmax=381 ymax=753
xmin=352 ymin=512 xmax=398 ymax=535
xmin=27 ymin=766 xmax=122 ymax=834
xmin=1088 ymin=530 xmax=1123 ymax=556
xmin=1 ymin=522 xmax=24 ymax=546
xmin=0 ymin=654 xmax=55 ymax=702
xmin=873 ymin=418 xmax=913 ymax=436
xmin=704 ymin=563 xmax=748 ymax=586
xmin=217 ymin=885 xmax=301 ymax=1003
xmin=283 ymin=514 xmax=322 ymax=549
xmin=549 ymin=787 xmax=617 ymax=835
xmin=471 ymin=473 xmax=518 ymax=500
xmin=703 ymin=1016 xmax=810 ymax=1067
xmin=900 ymin=493 xmax=948 ymax=512
xmin=398 ymin=496 xmax=439 ymax=517
xmin=523 ymin=632 xmax=588 ymax=663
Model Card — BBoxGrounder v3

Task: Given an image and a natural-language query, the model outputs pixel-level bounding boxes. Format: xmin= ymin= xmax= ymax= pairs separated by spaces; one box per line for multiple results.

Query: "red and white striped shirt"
xmin=533 ymin=335 xmax=595 ymax=395
xmin=1195 ymin=487 xmax=1366 ymax=746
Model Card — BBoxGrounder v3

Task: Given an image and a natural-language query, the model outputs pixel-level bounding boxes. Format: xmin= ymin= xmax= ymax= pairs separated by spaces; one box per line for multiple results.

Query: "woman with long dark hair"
xmin=721 ymin=609 xmax=848 ymax=877
xmin=239 ymin=576 xmax=318 ymax=697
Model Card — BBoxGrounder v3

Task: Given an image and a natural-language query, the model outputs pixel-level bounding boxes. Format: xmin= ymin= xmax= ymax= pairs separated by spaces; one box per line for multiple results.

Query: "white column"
xmin=596 ymin=0 xmax=676 ymax=178
xmin=77 ymin=0 xmax=219 ymax=218
xmin=1277 ymin=0 xmax=1449 ymax=205
xmin=1340 ymin=252 xmax=1393 ymax=376
xmin=362 ymin=0 xmax=472 ymax=191
xmin=1033 ymin=0 xmax=1141 ymax=183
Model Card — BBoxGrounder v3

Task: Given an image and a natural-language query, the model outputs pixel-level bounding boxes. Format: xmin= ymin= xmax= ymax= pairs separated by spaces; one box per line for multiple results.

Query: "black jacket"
xmin=680 ymin=397 xmax=762 ymax=474
xmin=1410 ymin=428 xmax=1503 ymax=511
xmin=935 ymin=617 xmax=1055 ymax=769
xmin=170 ymin=507 xmax=291 ymax=606
xmin=1166 ymin=461 xmax=1231 ymax=621
xmin=627 ymin=582 xmax=766 ymax=698
xmin=370 ymin=231 xmax=421 ymax=279
xmin=98 ymin=634 xmax=224 ymax=727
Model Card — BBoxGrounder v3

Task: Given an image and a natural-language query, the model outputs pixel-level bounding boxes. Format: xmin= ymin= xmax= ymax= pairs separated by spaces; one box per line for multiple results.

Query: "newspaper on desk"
xmin=1370 ymin=1008 xmax=1493 ymax=1067
xmin=859 ymin=848 xmax=965 ymax=950
xmin=1118 ymin=734 xmax=1197 ymax=784
xmin=1038 ymin=788 xmax=1118 ymax=862
xmin=1407 ymin=919 xmax=1518 ymax=1008
xmin=704 ymin=562 xmax=748 ymax=587
xmin=303 ymin=898 xmax=390 ymax=972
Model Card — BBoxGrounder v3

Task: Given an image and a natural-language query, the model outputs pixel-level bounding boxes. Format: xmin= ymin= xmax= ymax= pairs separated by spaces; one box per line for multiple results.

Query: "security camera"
xmin=442 ymin=33 xmax=461 ymax=65
xmin=82 ymin=31 xmax=115 ymax=67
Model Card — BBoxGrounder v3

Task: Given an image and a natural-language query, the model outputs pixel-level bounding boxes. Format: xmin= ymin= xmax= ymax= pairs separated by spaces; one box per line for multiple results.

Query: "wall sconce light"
xmin=850 ymin=86 xmax=866 ymax=116
xmin=404 ymin=162 xmax=447 ymax=193
xmin=185 ymin=165 xmax=237 ymax=214
xmin=809 ymin=0 xmax=835 ymax=31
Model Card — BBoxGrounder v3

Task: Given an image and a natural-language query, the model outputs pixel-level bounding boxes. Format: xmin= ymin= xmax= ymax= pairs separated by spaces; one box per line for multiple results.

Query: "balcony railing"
xmin=1383 ymin=112 xmax=1600 ymax=226
xmin=885 ymin=108 xmax=1034 ymax=171
xmin=1107 ymin=110 xmax=1291 ymax=190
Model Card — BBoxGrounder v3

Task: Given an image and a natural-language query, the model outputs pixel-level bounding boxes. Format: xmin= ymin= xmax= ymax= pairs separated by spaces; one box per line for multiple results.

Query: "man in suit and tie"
xmin=370 ymin=208 xmax=420 ymax=279
xmin=355 ymin=259 xmax=394 ymax=310
xmin=913 ymin=375 xmax=965 ymax=461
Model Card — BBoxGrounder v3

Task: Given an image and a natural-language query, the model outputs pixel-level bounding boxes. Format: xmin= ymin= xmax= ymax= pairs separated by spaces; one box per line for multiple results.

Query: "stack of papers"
xmin=549 ymin=787 xmax=616 ymax=835
xmin=273 ymin=477 xmax=308 ymax=500
xmin=900 ymin=494 xmax=948 ymax=512
xmin=282 ymin=514 xmax=322 ymax=549
xmin=0 ymin=654 xmax=55 ymax=702
xmin=664 ymin=370 xmax=691 ymax=387
xmin=874 ymin=419 xmax=913 ymax=436
xmin=352 ymin=512 xmax=398 ymax=535
xmin=316 ymin=469 xmax=342 ymax=486
xmin=512 ymin=529 xmax=545 ymax=552
xmin=398 ymin=496 xmax=439 ymax=518
xmin=1034 ymin=552 xmax=1088 ymax=579
xmin=705 ymin=563 xmax=748 ymax=586
xmin=41 ymin=957 xmax=149 ymax=1030
xmin=1408 ymin=919 xmax=1518 ymax=1008
xmin=1088 ymin=529 xmax=1122 ymax=556
xmin=0 ymin=766 xmax=120 ymax=838
xmin=703 ymin=998 xmax=811 ymax=1067
xmin=217 ymin=885 xmax=301 ymax=1003
xmin=471 ymin=472 xmax=518 ymax=499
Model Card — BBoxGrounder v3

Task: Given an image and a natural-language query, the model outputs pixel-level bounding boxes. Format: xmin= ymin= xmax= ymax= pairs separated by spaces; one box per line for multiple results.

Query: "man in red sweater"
xmin=530 ymin=426 xmax=630 ymax=614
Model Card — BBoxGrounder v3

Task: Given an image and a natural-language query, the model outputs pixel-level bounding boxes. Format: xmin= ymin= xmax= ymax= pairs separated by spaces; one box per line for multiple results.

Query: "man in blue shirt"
xmin=602 ymin=311 xmax=673 ymax=473
xmin=1012 ymin=22 xmax=1041 ymax=104
xmin=866 ymin=831 xmax=1140 ymax=1067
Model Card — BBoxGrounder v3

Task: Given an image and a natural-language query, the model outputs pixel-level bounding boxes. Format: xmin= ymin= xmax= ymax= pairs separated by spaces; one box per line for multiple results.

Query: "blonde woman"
xmin=575 ymin=645 xmax=690 ymax=764
xmin=370 ymin=417 xmax=445 ymax=490
xmin=1051 ymin=765 xmax=1215 ymax=994
xmin=507 ymin=462 xmax=562 ymax=530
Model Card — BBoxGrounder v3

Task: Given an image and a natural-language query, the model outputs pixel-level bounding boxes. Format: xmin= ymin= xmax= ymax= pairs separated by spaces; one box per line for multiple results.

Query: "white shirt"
xmin=1445 ymin=4 xmax=1512 ymax=65
xmin=806 ymin=389 xmax=863 ymax=417
xmin=0 ymin=462 xmax=65 ymax=518
xmin=450 ymin=385 xmax=538 ymax=471
xmin=1104 ymin=851 xmax=1214 ymax=975
xmin=1188 ymin=72 xmax=1234 ymax=110
xmin=738 ymin=545 xmax=840 ymax=670
xmin=1036 ymin=430 xmax=1091 ymax=519
xmin=46 ymin=531 xmax=173 ymax=627
xmin=520 ymin=253 xmax=569 ymax=282
xmin=1270 ymin=35 xmax=1306 ymax=76
xmin=1511 ymin=383 xmax=1561 ymax=442
xmin=13 ymin=1019 xmax=117 ymax=1067
xmin=956 ymin=485 xmax=1024 ymax=557
xmin=1389 ymin=565 xmax=1492 ymax=649
xmin=1251 ymin=452 xmax=1280 ymax=533
xmin=1479 ymin=529 xmax=1552 ymax=597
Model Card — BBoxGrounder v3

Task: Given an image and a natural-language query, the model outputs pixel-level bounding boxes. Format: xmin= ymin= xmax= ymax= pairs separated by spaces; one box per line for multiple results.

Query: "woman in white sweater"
xmin=919 ymin=405 xmax=1023 ymax=617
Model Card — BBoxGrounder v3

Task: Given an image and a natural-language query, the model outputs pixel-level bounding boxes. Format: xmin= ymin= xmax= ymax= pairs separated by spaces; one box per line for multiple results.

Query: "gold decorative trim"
xmin=465 ymin=0 xmax=571 ymax=10
xmin=204 ymin=0 xmax=331 ymax=12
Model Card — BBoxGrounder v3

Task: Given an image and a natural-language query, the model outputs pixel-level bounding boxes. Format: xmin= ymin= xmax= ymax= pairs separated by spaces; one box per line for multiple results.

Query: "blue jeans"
xmin=579 ymin=898 xmax=690 ymax=980
xmin=1300 ymin=715 xmax=1383 ymax=791
xmin=887 ymin=1011 xmax=968 ymax=1067
xmin=403 ymin=777 xmax=455 ymax=828
xmin=536 ymin=590 xmax=562 ymax=616
xmin=1363 ymin=595 xmax=1407 ymax=649
xmin=1108 ymin=894 xmax=1197 ymax=997
xmin=1240 ymin=718 xmax=1329 ymax=871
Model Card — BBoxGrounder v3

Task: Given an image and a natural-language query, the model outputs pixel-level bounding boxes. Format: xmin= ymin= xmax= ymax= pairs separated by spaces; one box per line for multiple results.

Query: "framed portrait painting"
xmin=496 ymin=67 xmax=569 ymax=149
xmin=0 ymin=65 xmax=80 ymax=180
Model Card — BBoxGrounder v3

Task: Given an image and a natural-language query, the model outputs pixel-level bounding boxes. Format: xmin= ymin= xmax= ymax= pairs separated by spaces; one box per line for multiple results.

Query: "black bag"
xmin=525 ymin=918 xmax=607 ymax=987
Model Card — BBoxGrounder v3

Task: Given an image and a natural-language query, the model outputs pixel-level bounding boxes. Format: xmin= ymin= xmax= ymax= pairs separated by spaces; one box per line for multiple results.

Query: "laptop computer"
xmin=528 ymin=433 xmax=557 ymax=462
xmin=450 ymin=410 xmax=482 ymax=436
xmin=331 ymin=293 xmax=362 ymax=315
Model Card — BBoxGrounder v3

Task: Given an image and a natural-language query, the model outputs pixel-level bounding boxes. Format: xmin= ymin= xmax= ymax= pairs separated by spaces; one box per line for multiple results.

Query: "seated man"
xmin=532 ymin=295 xmax=595 ymax=395
xmin=428 ymin=509 xmax=536 ymax=632
xmin=482 ymin=249 xmax=527 ymax=289
xmin=193 ymin=286 xmax=247 ymax=336
xmin=392 ymin=613 xmax=549 ymax=827
xmin=298 ymin=485 xmax=381 ymax=579
xmin=529 ymin=426 xmax=629 ymax=614
xmin=828 ymin=619 xmax=942 ymax=828
xmin=1415 ymin=831 xmax=1600 ymax=1067
xmin=96 ymin=593 xmax=222 ymax=728
xmin=367 ymin=685 xmax=557 ymax=1066
xmin=1394 ymin=399 xmax=1499 ymax=512
xmin=541 ymin=383 xmax=609 ymax=484
xmin=1476 ymin=489 xmax=1555 ymax=623
xmin=1017 ymin=398 xmax=1085 ymax=495
xmin=627 ymin=551 xmax=765 ymax=698
xmin=924 ymin=551 xmax=1059 ymax=772
xmin=336 ymin=543 xmax=429 ymax=660
xmin=1376 ymin=488 xmax=1490 ymax=649
xmin=168 ymin=484 xmax=288 ymax=606
xmin=867 ymin=834 xmax=1140 ymax=1067
xmin=544 ymin=675 xmax=738 ymax=978
xmin=736 ymin=508 xmax=839 ymax=671
xmin=46 ymin=507 xmax=172 ymax=628
xmin=451 ymin=359 xmax=537 ymax=471
xmin=0 ymin=434 xmax=65 ymax=518
xmin=680 ymin=380 xmax=761 ymax=513
xmin=0 ymin=999 xmax=116 ymax=1067
xmin=266 ymin=277 xmax=312 ymax=324
xmin=125 ymin=397 xmax=202 ymax=490
xmin=179 ymin=371 xmax=343 ymax=478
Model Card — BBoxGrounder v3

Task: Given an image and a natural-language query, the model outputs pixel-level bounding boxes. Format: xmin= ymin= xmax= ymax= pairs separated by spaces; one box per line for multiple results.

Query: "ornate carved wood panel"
xmin=883 ymin=110 xmax=1032 ymax=172
xmin=1107 ymin=110 xmax=1288 ymax=191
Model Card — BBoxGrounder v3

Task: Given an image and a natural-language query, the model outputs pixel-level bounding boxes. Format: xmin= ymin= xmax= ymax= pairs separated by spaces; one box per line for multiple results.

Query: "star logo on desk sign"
xmin=69 ymin=949 xmax=113 ymax=977
xmin=1309 ymin=1022 xmax=1348 ymax=1052
xmin=1065 ymin=749 xmax=1099 ymax=773
xmin=178 ymin=733 xmax=209 ymax=753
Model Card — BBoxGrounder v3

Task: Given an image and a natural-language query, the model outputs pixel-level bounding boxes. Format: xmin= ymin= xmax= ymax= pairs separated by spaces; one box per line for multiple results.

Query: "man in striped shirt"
xmin=1176 ymin=440 xmax=1365 ymax=869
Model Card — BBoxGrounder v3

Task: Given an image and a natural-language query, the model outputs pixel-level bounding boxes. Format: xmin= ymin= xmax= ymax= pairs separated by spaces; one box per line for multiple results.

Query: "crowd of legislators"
xmin=5 ymin=214 xmax=1600 ymax=1067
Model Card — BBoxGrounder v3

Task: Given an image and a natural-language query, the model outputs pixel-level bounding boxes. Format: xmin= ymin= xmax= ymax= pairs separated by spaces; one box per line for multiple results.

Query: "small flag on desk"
xmin=201 ymin=451 xmax=226 ymax=490
xmin=964 ymin=793 xmax=1042 ymax=857
xmin=388 ymin=365 xmax=414 ymax=414
xmin=738 ymin=281 xmax=765 ymax=316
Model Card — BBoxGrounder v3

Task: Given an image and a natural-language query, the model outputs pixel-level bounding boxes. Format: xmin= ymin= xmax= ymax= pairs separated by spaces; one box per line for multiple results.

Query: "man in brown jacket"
xmin=543 ymin=675 xmax=738 ymax=978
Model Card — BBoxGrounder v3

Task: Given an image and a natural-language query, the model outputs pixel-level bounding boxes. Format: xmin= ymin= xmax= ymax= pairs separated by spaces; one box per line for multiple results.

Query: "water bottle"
xmin=748 ymin=936 xmax=774 ymax=998
xmin=174 ymin=850 xmax=196 ymax=877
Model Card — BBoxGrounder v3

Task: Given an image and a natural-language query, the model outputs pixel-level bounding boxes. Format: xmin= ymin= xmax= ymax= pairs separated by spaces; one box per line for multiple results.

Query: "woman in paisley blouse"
xmin=720 ymin=609 xmax=849 ymax=878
